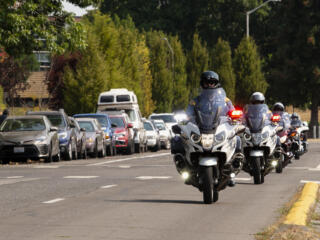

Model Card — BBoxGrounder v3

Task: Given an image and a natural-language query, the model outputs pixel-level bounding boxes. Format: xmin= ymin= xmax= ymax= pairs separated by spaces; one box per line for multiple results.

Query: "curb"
xmin=284 ymin=182 xmax=319 ymax=226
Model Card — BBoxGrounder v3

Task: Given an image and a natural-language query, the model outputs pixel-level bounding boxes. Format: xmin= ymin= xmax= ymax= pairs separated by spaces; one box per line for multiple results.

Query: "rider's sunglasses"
xmin=206 ymin=79 xmax=217 ymax=85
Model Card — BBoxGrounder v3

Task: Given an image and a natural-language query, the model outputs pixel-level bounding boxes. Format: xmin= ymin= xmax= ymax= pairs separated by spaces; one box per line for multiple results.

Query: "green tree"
xmin=146 ymin=30 xmax=174 ymax=113
xmin=169 ymin=35 xmax=189 ymax=111
xmin=267 ymin=0 xmax=320 ymax=129
xmin=63 ymin=31 xmax=107 ymax=115
xmin=186 ymin=33 xmax=209 ymax=100
xmin=210 ymin=38 xmax=235 ymax=102
xmin=234 ymin=37 xmax=267 ymax=106
xmin=0 ymin=86 xmax=6 ymax=110
xmin=0 ymin=0 xmax=99 ymax=57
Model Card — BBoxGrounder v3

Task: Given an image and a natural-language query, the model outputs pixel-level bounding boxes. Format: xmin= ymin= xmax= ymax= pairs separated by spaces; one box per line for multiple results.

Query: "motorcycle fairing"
xmin=245 ymin=104 xmax=270 ymax=133
xmin=195 ymin=88 xmax=228 ymax=133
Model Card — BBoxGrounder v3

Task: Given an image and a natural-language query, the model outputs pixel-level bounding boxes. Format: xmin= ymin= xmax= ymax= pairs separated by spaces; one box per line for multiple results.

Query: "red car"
xmin=109 ymin=114 xmax=134 ymax=154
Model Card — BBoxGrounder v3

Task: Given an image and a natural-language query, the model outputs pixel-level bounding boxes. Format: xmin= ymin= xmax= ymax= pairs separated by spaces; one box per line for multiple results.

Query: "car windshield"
xmin=45 ymin=114 xmax=66 ymax=128
xmin=154 ymin=122 xmax=165 ymax=130
xmin=75 ymin=115 xmax=108 ymax=128
xmin=144 ymin=122 xmax=154 ymax=131
xmin=110 ymin=117 xmax=125 ymax=128
xmin=150 ymin=115 xmax=176 ymax=123
xmin=78 ymin=121 xmax=95 ymax=132
xmin=0 ymin=119 xmax=46 ymax=132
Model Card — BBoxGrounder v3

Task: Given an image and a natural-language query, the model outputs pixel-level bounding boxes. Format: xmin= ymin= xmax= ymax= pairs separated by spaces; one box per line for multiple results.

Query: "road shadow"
xmin=106 ymin=199 xmax=202 ymax=205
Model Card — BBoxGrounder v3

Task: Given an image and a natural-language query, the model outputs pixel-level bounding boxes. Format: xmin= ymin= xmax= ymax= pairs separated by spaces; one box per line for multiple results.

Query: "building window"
xmin=33 ymin=51 xmax=50 ymax=70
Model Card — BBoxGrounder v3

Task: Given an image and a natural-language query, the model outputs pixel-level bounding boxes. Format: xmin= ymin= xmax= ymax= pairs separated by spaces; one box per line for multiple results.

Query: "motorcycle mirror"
xmin=171 ymin=124 xmax=181 ymax=135
xmin=236 ymin=125 xmax=246 ymax=134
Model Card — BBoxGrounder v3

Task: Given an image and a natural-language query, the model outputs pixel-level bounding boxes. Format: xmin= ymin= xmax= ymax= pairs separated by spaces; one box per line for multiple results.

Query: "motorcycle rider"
xmin=272 ymin=102 xmax=293 ymax=162
xmin=186 ymin=70 xmax=235 ymax=125
xmin=185 ymin=70 xmax=240 ymax=186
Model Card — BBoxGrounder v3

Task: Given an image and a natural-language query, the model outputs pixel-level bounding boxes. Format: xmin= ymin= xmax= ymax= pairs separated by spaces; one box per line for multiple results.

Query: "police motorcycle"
xmin=242 ymin=104 xmax=283 ymax=184
xmin=171 ymin=89 xmax=245 ymax=204
xmin=289 ymin=116 xmax=309 ymax=159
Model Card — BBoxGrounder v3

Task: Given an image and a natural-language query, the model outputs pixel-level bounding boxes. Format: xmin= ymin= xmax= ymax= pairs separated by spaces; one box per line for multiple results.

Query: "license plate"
xmin=14 ymin=147 xmax=24 ymax=153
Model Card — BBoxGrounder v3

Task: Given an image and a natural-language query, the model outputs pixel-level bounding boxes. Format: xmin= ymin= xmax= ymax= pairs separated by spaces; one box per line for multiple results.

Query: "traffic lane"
xmin=0 ymin=152 xmax=173 ymax=219
xmin=0 ymin=144 xmax=319 ymax=240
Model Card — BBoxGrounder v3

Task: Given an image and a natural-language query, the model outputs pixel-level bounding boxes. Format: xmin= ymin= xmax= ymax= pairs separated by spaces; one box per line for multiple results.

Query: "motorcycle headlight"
xmin=214 ymin=131 xmax=226 ymax=143
xmin=190 ymin=133 xmax=201 ymax=143
xmin=201 ymin=134 xmax=214 ymax=149
xmin=58 ymin=132 xmax=68 ymax=139
xmin=261 ymin=131 xmax=269 ymax=139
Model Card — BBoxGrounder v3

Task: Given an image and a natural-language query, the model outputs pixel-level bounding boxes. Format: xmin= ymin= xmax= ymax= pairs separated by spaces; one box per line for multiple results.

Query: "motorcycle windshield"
xmin=245 ymin=104 xmax=270 ymax=133
xmin=196 ymin=88 xmax=228 ymax=133
xmin=291 ymin=119 xmax=301 ymax=128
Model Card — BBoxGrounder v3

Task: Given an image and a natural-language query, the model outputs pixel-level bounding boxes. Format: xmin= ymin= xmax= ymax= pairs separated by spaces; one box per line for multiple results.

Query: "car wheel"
xmin=72 ymin=140 xmax=78 ymax=160
xmin=92 ymin=141 xmax=99 ymax=158
xmin=65 ymin=143 xmax=72 ymax=161
xmin=45 ymin=144 xmax=53 ymax=163
xmin=165 ymin=140 xmax=171 ymax=150
xmin=135 ymin=143 xmax=141 ymax=153
xmin=106 ymin=144 xmax=112 ymax=156
xmin=53 ymin=151 xmax=60 ymax=162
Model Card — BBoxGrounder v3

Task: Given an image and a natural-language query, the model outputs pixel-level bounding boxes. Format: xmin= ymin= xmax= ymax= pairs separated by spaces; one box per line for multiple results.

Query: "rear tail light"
xmin=271 ymin=114 xmax=281 ymax=122
xmin=228 ymin=110 xmax=243 ymax=120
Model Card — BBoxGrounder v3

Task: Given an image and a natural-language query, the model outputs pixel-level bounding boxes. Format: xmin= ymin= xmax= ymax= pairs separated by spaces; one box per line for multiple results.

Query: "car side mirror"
xmin=50 ymin=127 xmax=58 ymax=132
xmin=111 ymin=123 xmax=117 ymax=128
xmin=80 ymin=128 xmax=86 ymax=132
xmin=127 ymin=123 xmax=133 ymax=128
xmin=172 ymin=124 xmax=181 ymax=134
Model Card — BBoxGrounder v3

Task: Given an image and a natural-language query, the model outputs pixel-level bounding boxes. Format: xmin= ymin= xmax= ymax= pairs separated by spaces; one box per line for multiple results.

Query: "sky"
xmin=62 ymin=1 xmax=95 ymax=16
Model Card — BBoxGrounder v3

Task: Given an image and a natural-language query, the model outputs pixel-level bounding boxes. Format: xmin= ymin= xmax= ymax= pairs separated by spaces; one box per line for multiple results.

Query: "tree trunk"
xmin=310 ymin=93 xmax=319 ymax=138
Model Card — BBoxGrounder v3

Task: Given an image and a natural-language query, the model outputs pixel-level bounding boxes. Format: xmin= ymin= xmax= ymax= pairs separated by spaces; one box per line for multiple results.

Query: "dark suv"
xmin=26 ymin=109 xmax=77 ymax=160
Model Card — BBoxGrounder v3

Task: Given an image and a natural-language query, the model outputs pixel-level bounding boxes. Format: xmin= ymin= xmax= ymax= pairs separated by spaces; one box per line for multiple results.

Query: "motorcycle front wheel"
xmin=202 ymin=166 xmax=218 ymax=204
xmin=252 ymin=157 xmax=262 ymax=184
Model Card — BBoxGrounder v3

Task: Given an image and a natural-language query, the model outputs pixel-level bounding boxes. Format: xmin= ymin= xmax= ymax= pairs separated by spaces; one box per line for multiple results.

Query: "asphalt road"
xmin=0 ymin=143 xmax=320 ymax=240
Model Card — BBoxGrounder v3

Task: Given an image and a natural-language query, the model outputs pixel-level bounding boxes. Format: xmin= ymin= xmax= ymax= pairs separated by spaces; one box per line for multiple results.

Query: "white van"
xmin=97 ymin=89 xmax=146 ymax=153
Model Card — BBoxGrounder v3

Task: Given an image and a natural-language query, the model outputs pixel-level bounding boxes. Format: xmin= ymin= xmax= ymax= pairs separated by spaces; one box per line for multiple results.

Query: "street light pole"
xmin=246 ymin=0 xmax=281 ymax=38
xmin=162 ymin=37 xmax=174 ymax=81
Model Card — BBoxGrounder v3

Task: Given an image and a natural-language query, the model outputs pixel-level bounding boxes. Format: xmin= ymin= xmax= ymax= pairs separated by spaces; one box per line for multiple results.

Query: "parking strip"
xmin=42 ymin=198 xmax=65 ymax=204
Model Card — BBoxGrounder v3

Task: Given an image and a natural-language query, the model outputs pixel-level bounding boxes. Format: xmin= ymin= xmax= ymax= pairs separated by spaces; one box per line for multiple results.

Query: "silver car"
xmin=75 ymin=118 xmax=106 ymax=158
xmin=152 ymin=119 xmax=171 ymax=149
xmin=143 ymin=120 xmax=160 ymax=152
xmin=0 ymin=115 xmax=60 ymax=164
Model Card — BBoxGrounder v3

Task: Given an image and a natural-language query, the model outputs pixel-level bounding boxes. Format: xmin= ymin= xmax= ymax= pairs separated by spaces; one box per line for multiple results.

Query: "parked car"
xmin=69 ymin=117 xmax=87 ymax=159
xmin=109 ymin=113 xmax=135 ymax=154
xmin=27 ymin=109 xmax=77 ymax=160
xmin=143 ymin=120 xmax=160 ymax=152
xmin=0 ymin=115 xmax=60 ymax=164
xmin=73 ymin=113 xmax=116 ymax=156
xmin=148 ymin=113 xmax=177 ymax=138
xmin=96 ymin=88 xmax=146 ymax=153
xmin=75 ymin=118 xmax=105 ymax=158
xmin=151 ymin=119 xmax=171 ymax=149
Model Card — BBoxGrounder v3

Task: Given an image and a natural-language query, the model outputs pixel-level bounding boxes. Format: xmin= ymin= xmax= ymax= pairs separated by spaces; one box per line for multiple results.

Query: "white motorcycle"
xmin=171 ymin=108 xmax=245 ymax=204
xmin=242 ymin=104 xmax=283 ymax=184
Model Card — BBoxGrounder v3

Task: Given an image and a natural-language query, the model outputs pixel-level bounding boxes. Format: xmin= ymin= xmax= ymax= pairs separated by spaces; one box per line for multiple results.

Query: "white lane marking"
xmin=286 ymin=167 xmax=309 ymax=170
xmin=119 ymin=165 xmax=131 ymax=168
xmin=33 ymin=165 xmax=60 ymax=169
xmin=0 ymin=178 xmax=39 ymax=186
xmin=300 ymin=180 xmax=320 ymax=184
xmin=136 ymin=176 xmax=172 ymax=180
xmin=235 ymin=177 xmax=252 ymax=181
xmin=64 ymin=176 xmax=99 ymax=179
xmin=316 ymin=164 xmax=320 ymax=169
xmin=308 ymin=168 xmax=320 ymax=171
xmin=7 ymin=176 xmax=23 ymax=179
xmin=100 ymin=184 xmax=117 ymax=189
xmin=42 ymin=198 xmax=65 ymax=204
xmin=87 ymin=153 xmax=171 ymax=166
